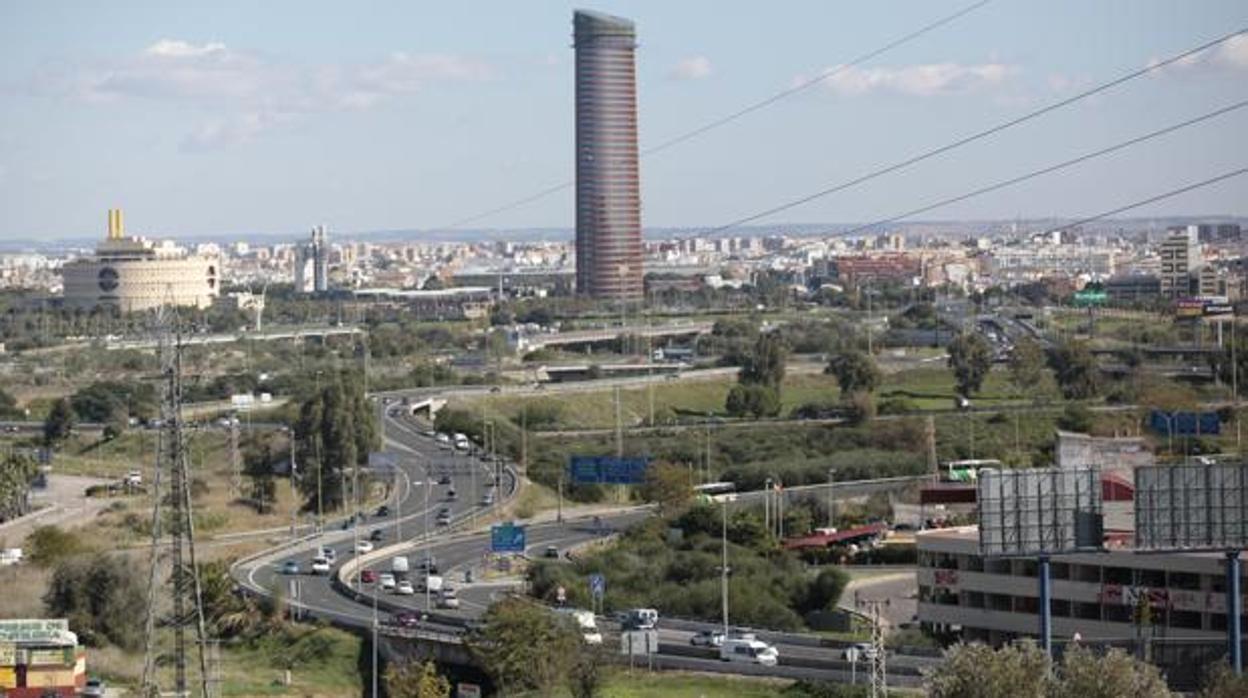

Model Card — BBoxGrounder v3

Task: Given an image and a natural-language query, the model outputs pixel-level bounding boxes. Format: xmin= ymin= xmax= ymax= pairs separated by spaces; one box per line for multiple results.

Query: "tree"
xmin=1057 ymin=403 xmax=1095 ymax=433
xmin=797 ymin=567 xmax=850 ymax=615
xmin=926 ymin=642 xmax=1049 ymax=698
xmin=947 ymin=332 xmax=993 ymax=397
xmin=725 ymin=383 xmax=781 ymax=418
xmin=1048 ymin=339 xmax=1100 ymax=400
xmin=466 ymin=597 xmax=580 ymax=695
xmin=292 ymin=371 xmax=378 ymax=512
xmin=0 ymin=387 xmax=20 ymax=419
xmin=385 ymin=659 xmax=451 ymax=698
xmin=1053 ymin=644 xmax=1170 ymax=698
xmin=1008 ymin=339 xmax=1048 ymax=396
xmin=640 ymin=460 xmax=693 ymax=515
xmin=826 ymin=350 xmax=881 ymax=395
xmin=26 ymin=525 xmax=85 ymax=566
xmin=740 ymin=331 xmax=788 ymax=389
xmin=43 ymin=554 xmax=146 ymax=650
xmin=1200 ymin=662 xmax=1248 ymax=698
xmin=69 ymin=380 xmax=158 ymax=422
xmin=0 ymin=452 xmax=38 ymax=522
xmin=43 ymin=398 xmax=75 ymax=447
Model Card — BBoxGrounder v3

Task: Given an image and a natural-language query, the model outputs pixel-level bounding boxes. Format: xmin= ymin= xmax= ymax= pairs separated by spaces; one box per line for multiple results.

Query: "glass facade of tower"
xmin=574 ymin=10 xmax=643 ymax=301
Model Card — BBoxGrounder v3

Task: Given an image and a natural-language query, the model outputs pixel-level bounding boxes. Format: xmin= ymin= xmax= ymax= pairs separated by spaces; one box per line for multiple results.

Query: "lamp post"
xmin=764 ymin=477 xmax=773 ymax=534
xmin=827 ymin=468 xmax=837 ymax=529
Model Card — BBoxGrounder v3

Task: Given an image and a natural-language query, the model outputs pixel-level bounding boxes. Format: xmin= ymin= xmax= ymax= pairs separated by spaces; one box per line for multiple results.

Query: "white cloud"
xmin=670 ymin=56 xmax=713 ymax=81
xmin=30 ymin=39 xmax=496 ymax=149
xmin=812 ymin=62 xmax=1017 ymax=97
xmin=145 ymin=39 xmax=228 ymax=58
xmin=1149 ymin=34 xmax=1248 ymax=74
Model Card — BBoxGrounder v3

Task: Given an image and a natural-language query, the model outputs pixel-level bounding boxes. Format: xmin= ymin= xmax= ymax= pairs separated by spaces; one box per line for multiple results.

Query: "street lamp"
xmin=764 ymin=477 xmax=773 ymax=534
xmin=827 ymin=468 xmax=837 ymax=529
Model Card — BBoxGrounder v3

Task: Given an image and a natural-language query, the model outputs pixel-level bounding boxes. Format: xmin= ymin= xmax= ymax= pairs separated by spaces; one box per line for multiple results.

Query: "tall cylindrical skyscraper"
xmin=574 ymin=10 xmax=643 ymax=301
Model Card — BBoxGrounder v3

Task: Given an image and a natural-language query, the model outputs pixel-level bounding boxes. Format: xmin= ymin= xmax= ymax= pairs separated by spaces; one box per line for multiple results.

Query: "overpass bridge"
xmin=512 ymin=322 xmax=712 ymax=353
xmin=103 ymin=325 xmax=364 ymax=351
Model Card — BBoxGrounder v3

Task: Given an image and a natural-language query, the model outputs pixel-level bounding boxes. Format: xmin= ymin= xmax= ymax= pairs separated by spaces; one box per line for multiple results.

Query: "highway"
xmin=230 ymin=394 xmax=934 ymax=688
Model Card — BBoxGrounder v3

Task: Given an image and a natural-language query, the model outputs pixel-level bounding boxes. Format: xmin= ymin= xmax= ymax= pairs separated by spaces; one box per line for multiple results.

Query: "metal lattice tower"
xmin=869 ymin=600 xmax=888 ymax=698
xmin=140 ymin=306 xmax=213 ymax=697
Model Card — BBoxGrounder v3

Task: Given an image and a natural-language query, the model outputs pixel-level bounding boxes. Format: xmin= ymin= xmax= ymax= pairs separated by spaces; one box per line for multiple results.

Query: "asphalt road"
xmin=231 ymin=398 xmax=936 ymax=687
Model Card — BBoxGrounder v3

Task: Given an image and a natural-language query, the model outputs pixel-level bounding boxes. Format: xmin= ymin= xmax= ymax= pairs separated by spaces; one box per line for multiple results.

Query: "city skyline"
xmin=1 ymin=1 xmax=1246 ymax=241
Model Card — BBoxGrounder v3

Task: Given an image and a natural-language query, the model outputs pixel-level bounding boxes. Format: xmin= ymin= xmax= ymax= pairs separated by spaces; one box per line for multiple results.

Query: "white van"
xmin=453 ymin=433 xmax=470 ymax=451
xmin=391 ymin=556 xmax=410 ymax=575
xmin=436 ymin=433 xmax=452 ymax=450
xmin=720 ymin=636 xmax=778 ymax=666
xmin=557 ymin=608 xmax=602 ymax=645
xmin=416 ymin=574 xmax=444 ymax=594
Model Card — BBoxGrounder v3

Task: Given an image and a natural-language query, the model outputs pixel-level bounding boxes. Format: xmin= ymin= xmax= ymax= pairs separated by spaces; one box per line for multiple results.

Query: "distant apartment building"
xmin=1158 ymin=230 xmax=1201 ymax=298
xmin=986 ymin=245 xmax=1116 ymax=284
xmin=1169 ymin=223 xmax=1243 ymax=244
xmin=294 ymin=226 xmax=329 ymax=293
xmin=1104 ymin=274 xmax=1161 ymax=304
xmin=573 ymin=10 xmax=644 ymax=301
xmin=823 ymin=254 xmax=921 ymax=287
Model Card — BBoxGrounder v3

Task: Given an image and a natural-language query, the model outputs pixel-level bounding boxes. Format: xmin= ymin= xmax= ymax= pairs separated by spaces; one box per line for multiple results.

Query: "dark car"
xmin=543 ymin=545 xmax=560 ymax=559
xmin=369 ymin=528 xmax=385 ymax=542
xmin=437 ymin=474 xmax=452 ymax=485
xmin=445 ymin=488 xmax=457 ymax=501
xmin=376 ymin=505 xmax=391 ymax=518
xmin=391 ymin=611 xmax=423 ymax=628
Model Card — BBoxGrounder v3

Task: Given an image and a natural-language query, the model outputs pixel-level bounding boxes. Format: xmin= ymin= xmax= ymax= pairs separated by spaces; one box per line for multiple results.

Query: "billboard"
xmin=490 ymin=522 xmax=526 ymax=553
xmin=978 ymin=466 xmax=1103 ymax=557
xmin=1135 ymin=463 xmax=1248 ymax=552
xmin=568 ymin=456 xmax=650 ymax=485
xmin=1148 ymin=410 xmax=1220 ymax=436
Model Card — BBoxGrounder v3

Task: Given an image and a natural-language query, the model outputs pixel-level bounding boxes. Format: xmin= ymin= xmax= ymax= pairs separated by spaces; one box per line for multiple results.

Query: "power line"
xmin=439 ymin=0 xmax=993 ymax=230
xmin=701 ymin=27 xmax=1248 ymax=236
xmin=1051 ymin=166 xmax=1248 ymax=232
xmin=835 ymin=98 xmax=1248 ymax=237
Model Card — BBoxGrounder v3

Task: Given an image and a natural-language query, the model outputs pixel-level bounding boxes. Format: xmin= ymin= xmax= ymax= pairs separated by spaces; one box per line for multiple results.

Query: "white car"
xmin=310 ymin=557 xmax=331 ymax=575
xmin=356 ymin=540 xmax=374 ymax=554
xmin=690 ymin=630 xmax=725 ymax=647
xmin=379 ymin=573 xmax=396 ymax=592
xmin=395 ymin=580 xmax=415 ymax=595
xmin=436 ymin=587 xmax=461 ymax=609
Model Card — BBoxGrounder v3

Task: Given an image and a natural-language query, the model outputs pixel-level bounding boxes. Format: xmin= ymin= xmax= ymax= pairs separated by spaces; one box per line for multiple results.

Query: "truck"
xmin=556 ymin=608 xmax=602 ymax=645
xmin=623 ymin=608 xmax=659 ymax=630
xmin=391 ymin=556 xmax=410 ymax=577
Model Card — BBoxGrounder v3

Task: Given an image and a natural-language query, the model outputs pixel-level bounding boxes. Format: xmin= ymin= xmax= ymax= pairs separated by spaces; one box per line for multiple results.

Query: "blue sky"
xmin=1 ymin=1 xmax=1246 ymax=240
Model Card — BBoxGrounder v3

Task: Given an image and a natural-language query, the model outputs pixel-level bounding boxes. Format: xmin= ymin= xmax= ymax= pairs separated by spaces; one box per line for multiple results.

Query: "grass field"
xmin=88 ymin=624 xmax=365 ymax=697
xmin=517 ymin=670 xmax=795 ymax=698
xmin=455 ymin=365 xmax=1026 ymax=433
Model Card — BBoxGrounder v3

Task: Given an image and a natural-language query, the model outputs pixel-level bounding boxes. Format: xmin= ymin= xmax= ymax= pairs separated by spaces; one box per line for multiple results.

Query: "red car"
xmin=360 ymin=569 xmax=378 ymax=583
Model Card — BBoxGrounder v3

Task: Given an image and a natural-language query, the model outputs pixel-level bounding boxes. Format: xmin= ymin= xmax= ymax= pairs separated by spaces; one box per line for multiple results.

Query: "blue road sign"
xmin=589 ymin=573 xmax=606 ymax=598
xmin=490 ymin=522 xmax=526 ymax=553
xmin=568 ymin=456 xmax=650 ymax=485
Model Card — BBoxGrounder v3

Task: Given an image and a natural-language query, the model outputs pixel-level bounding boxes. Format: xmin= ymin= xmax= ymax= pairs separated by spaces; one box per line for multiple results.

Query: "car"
xmin=379 ymin=573 xmax=396 ymax=591
xmin=481 ymin=493 xmax=494 ymax=506
xmin=310 ymin=557 xmax=331 ymax=575
xmin=356 ymin=540 xmax=374 ymax=554
xmin=445 ymin=488 xmax=458 ymax=501
xmin=437 ymin=474 xmax=452 ymax=485
xmin=391 ymin=611 xmax=423 ymax=628
xmin=720 ymin=636 xmax=779 ymax=666
xmin=690 ymin=630 xmax=725 ymax=647
xmin=318 ymin=547 xmax=337 ymax=564
xmin=543 ymin=545 xmax=560 ymax=559
xmin=418 ymin=557 xmax=440 ymax=575
xmin=369 ymin=528 xmax=385 ymax=542
xmin=360 ymin=569 xmax=378 ymax=584
xmin=281 ymin=561 xmax=300 ymax=575
xmin=82 ymin=679 xmax=106 ymax=697
xmin=395 ymin=580 xmax=415 ymax=595
xmin=436 ymin=512 xmax=452 ymax=526
xmin=376 ymin=505 xmax=391 ymax=518
xmin=436 ymin=587 xmax=461 ymax=609
xmin=841 ymin=642 xmax=878 ymax=661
